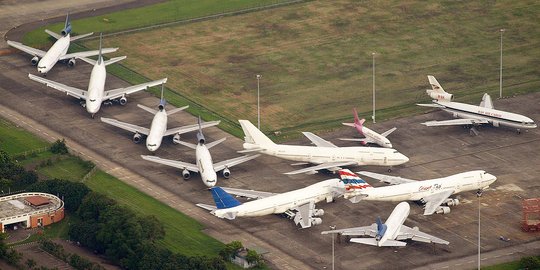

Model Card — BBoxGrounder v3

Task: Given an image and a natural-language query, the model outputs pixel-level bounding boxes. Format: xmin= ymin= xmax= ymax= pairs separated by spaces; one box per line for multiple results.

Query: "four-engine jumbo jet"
xmin=418 ymin=75 xmax=537 ymax=134
xmin=7 ymin=14 xmax=118 ymax=75
xmin=141 ymin=117 xmax=259 ymax=187
xmin=237 ymin=120 xmax=409 ymax=175
xmin=340 ymin=108 xmax=397 ymax=148
xmin=341 ymin=169 xmax=497 ymax=215
xmin=101 ymin=87 xmax=220 ymax=152
xmin=321 ymin=202 xmax=449 ymax=247
xmin=27 ymin=34 xmax=167 ymax=118
xmin=196 ymin=172 xmax=365 ymax=228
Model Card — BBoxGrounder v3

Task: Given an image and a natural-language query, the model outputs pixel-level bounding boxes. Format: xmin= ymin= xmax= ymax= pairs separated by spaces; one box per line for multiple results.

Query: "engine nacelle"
xmin=119 ymin=96 xmax=127 ymax=106
xmin=31 ymin=56 xmax=39 ymax=65
xmin=222 ymin=168 xmax=231 ymax=179
xmin=172 ymin=134 xmax=181 ymax=144
xmin=132 ymin=133 xmax=142 ymax=144
xmin=61 ymin=24 xmax=72 ymax=36
xmin=310 ymin=218 xmax=323 ymax=226
xmin=313 ymin=209 xmax=324 ymax=217
xmin=427 ymin=90 xmax=453 ymax=101
xmin=492 ymin=121 xmax=499 ymax=127
xmin=182 ymin=169 xmax=191 ymax=180
xmin=158 ymin=99 xmax=166 ymax=111
xmin=68 ymin=58 xmax=76 ymax=67
xmin=435 ymin=206 xmax=451 ymax=214
xmin=445 ymin=198 xmax=460 ymax=206
xmin=197 ymin=132 xmax=205 ymax=145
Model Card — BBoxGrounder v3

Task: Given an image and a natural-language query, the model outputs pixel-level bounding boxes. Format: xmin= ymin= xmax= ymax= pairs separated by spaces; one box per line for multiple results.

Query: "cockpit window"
xmin=89 ymin=99 xmax=97 ymax=102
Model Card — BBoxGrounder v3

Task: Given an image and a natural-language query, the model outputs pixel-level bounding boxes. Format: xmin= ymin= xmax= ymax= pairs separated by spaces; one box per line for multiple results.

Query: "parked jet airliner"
xmin=237 ymin=120 xmax=408 ymax=175
xmin=197 ymin=171 xmax=365 ymax=228
xmin=341 ymin=169 xmax=497 ymax=215
xmin=28 ymin=34 xmax=166 ymax=118
xmin=418 ymin=75 xmax=536 ymax=134
xmin=101 ymin=87 xmax=220 ymax=152
xmin=141 ymin=117 xmax=259 ymax=187
xmin=7 ymin=14 xmax=118 ymax=75
xmin=340 ymin=108 xmax=397 ymax=148
xmin=322 ymin=202 xmax=449 ymax=247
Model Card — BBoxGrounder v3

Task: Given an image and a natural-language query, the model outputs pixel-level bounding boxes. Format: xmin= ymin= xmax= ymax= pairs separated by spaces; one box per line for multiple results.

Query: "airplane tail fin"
xmin=97 ymin=33 xmax=103 ymax=65
xmin=196 ymin=116 xmax=205 ymax=144
xmin=426 ymin=75 xmax=453 ymax=102
xmin=427 ymin=75 xmax=446 ymax=93
xmin=352 ymin=108 xmax=365 ymax=127
xmin=338 ymin=169 xmax=373 ymax=191
xmin=61 ymin=13 xmax=72 ymax=36
xmin=238 ymin=120 xmax=275 ymax=146
xmin=210 ymin=187 xmax=242 ymax=209
xmin=158 ymin=84 xmax=166 ymax=111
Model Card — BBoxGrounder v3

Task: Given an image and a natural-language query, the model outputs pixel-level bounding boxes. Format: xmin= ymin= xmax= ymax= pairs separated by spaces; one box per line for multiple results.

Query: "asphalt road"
xmin=0 ymin=2 xmax=539 ymax=269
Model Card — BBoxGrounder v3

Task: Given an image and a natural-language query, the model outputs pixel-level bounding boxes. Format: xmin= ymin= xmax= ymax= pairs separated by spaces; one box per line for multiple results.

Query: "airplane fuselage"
xmin=214 ymin=179 xmax=343 ymax=219
xmin=243 ymin=143 xmax=408 ymax=167
xmin=355 ymin=170 xmax=496 ymax=202
xmin=85 ymin=60 xmax=106 ymax=115
xmin=379 ymin=201 xmax=409 ymax=246
xmin=37 ymin=34 xmax=70 ymax=74
xmin=357 ymin=125 xmax=393 ymax=148
xmin=146 ymin=110 xmax=168 ymax=152
xmin=437 ymin=101 xmax=537 ymax=130
xmin=196 ymin=144 xmax=218 ymax=187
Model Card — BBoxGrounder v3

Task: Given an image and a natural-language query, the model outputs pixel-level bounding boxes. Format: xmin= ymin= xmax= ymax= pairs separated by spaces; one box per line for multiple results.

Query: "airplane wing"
xmin=163 ymin=120 xmax=220 ymax=136
xmin=302 ymin=132 xmax=337 ymax=148
xmin=213 ymin=154 xmax=260 ymax=172
xmin=357 ymin=171 xmax=417 ymax=185
xmin=60 ymin=47 xmax=118 ymax=61
xmin=422 ymin=118 xmax=489 ymax=127
xmin=284 ymin=161 xmax=358 ymax=175
xmin=416 ymin=103 xmax=445 ymax=108
xmin=396 ymin=225 xmax=449 ymax=245
xmin=321 ymin=224 xmax=377 ymax=237
xmin=339 ymin=138 xmax=370 ymax=144
xmin=422 ymin=190 xmax=455 ymax=215
xmin=380 ymin=127 xmax=397 ymax=137
xmin=28 ymin=74 xmax=87 ymax=99
xmin=220 ymin=187 xmax=276 ymax=199
xmin=479 ymin=93 xmax=494 ymax=109
xmin=100 ymin=117 xmax=150 ymax=136
xmin=7 ymin=41 xmax=46 ymax=57
xmin=292 ymin=201 xmax=318 ymax=229
xmin=104 ymin=78 xmax=167 ymax=100
xmin=140 ymin=155 xmax=199 ymax=172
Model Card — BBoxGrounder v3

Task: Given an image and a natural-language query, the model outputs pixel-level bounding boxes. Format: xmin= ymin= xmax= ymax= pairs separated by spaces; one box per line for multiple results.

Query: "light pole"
xmin=330 ymin=225 xmax=336 ymax=270
xmin=256 ymin=74 xmax=261 ymax=129
xmin=499 ymin=29 xmax=505 ymax=99
xmin=371 ymin=52 xmax=376 ymax=123
xmin=477 ymin=190 xmax=482 ymax=270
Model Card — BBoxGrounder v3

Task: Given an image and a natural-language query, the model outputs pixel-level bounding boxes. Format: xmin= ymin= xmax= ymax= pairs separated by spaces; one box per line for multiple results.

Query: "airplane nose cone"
xmin=147 ymin=145 xmax=157 ymax=152
xmin=206 ymin=180 xmax=216 ymax=187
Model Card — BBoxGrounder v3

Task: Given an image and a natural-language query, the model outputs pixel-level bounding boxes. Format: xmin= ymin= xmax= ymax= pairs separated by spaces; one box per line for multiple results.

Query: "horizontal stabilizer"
xmin=339 ymin=138 xmax=368 ymax=143
xmin=167 ymin=105 xmax=189 ymax=116
xmin=237 ymin=148 xmax=264 ymax=153
xmin=342 ymin=122 xmax=355 ymax=127
xmin=137 ymin=104 xmax=158 ymax=115
xmin=45 ymin=29 xmax=62 ymax=40
xmin=78 ymin=57 xmax=96 ymax=66
xmin=349 ymin=238 xmax=378 ymax=246
xmin=196 ymin=203 xmax=216 ymax=211
xmin=104 ymin=56 xmax=127 ymax=66
xmin=70 ymin=32 xmax=93 ymax=42
xmin=206 ymin=138 xmax=226 ymax=149
xmin=176 ymin=140 xmax=197 ymax=150
xmin=210 ymin=187 xmax=241 ymax=209
xmin=416 ymin=103 xmax=445 ymax=108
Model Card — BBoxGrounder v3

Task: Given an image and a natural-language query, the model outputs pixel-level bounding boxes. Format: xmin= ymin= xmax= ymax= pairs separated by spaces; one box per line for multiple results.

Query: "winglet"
xmin=210 ymin=187 xmax=242 ymax=209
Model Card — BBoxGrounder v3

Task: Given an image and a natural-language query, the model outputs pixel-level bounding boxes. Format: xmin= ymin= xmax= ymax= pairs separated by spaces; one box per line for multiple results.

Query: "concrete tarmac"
xmin=1 ymin=52 xmax=539 ymax=269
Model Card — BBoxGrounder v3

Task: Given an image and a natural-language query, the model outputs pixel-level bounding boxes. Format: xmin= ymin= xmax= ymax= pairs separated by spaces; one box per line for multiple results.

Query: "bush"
xmin=521 ymin=256 xmax=540 ymax=269
xmin=50 ymin=139 xmax=68 ymax=154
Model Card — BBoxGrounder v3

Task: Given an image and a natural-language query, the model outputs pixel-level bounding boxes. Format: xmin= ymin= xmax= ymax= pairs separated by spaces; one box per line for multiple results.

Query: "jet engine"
xmin=313 ymin=209 xmax=325 ymax=217
xmin=119 ymin=95 xmax=127 ymax=106
xmin=172 ymin=134 xmax=181 ymax=144
xmin=222 ymin=168 xmax=231 ymax=179
xmin=427 ymin=90 xmax=453 ymax=101
xmin=182 ymin=169 xmax=190 ymax=180
xmin=492 ymin=121 xmax=499 ymax=127
xmin=31 ymin=56 xmax=39 ymax=65
xmin=197 ymin=132 xmax=205 ymax=145
xmin=435 ymin=206 xmax=451 ymax=214
xmin=444 ymin=198 xmax=460 ymax=206
xmin=132 ymin=133 xmax=142 ymax=143
xmin=68 ymin=58 xmax=76 ymax=67
xmin=61 ymin=24 xmax=72 ymax=36
xmin=158 ymin=99 xmax=166 ymax=111
xmin=310 ymin=218 xmax=323 ymax=226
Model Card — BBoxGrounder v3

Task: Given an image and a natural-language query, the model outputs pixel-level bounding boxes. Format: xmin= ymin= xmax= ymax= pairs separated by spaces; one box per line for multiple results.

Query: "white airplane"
xmin=341 ymin=169 xmax=496 ymax=215
xmin=237 ymin=120 xmax=409 ymax=175
xmin=321 ymin=202 xmax=449 ymax=247
xmin=196 ymin=172 xmax=365 ymax=228
xmin=7 ymin=14 xmax=118 ymax=75
xmin=101 ymin=87 xmax=220 ymax=152
xmin=418 ymin=75 xmax=537 ymax=134
xmin=340 ymin=108 xmax=397 ymax=148
xmin=27 ymin=34 xmax=166 ymax=118
xmin=141 ymin=117 xmax=259 ymax=187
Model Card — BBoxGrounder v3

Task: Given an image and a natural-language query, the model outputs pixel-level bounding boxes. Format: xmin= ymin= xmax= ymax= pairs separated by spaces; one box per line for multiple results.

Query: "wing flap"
xmin=105 ymin=78 xmax=167 ymax=100
xmin=141 ymin=155 xmax=199 ymax=172
xmin=422 ymin=190 xmax=454 ymax=215
xmin=220 ymin=187 xmax=276 ymax=199
xmin=100 ymin=117 xmax=149 ymax=135
xmin=398 ymin=225 xmax=449 ymax=245
xmin=164 ymin=120 xmax=220 ymax=136
xmin=60 ymin=47 xmax=118 ymax=60
xmin=321 ymin=224 xmax=377 ymax=237
xmin=7 ymin=41 xmax=46 ymax=57
xmin=422 ymin=118 xmax=489 ymax=127
xmin=284 ymin=161 xmax=357 ymax=175
xmin=28 ymin=74 xmax=87 ymax=99
xmin=302 ymin=132 xmax=337 ymax=148
xmin=293 ymin=201 xmax=315 ymax=229
xmin=213 ymin=154 xmax=260 ymax=172
xmin=357 ymin=171 xmax=417 ymax=185
xmin=380 ymin=127 xmax=397 ymax=137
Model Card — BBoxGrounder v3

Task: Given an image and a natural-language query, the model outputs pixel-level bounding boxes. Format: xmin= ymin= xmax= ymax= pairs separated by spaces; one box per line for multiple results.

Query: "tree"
xmin=245 ymin=249 xmax=262 ymax=266
xmin=50 ymin=139 xmax=68 ymax=154
xmin=30 ymin=179 xmax=90 ymax=212
xmin=76 ymin=192 xmax=116 ymax=221
xmin=521 ymin=256 xmax=540 ymax=269
xmin=26 ymin=258 xmax=37 ymax=269
xmin=219 ymin=240 xmax=243 ymax=260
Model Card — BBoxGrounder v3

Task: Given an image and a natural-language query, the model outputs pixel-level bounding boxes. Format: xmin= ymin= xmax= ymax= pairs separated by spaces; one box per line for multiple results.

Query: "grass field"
xmin=73 ymin=0 xmax=540 ymax=139
xmin=0 ymin=119 xmax=49 ymax=156
xmin=36 ymin=156 xmax=93 ymax=181
xmin=85 ymin=170 xmax=224 ymax=257
xmin=22 ymin=0 xmax=295 ymax=47
xmin=482 ymin=260 xmax=521 ymax=270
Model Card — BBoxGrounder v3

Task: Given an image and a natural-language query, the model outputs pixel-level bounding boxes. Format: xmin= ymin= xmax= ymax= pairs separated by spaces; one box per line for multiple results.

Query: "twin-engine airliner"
xmin=340 ymin=108 xmax=397 ymax=148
